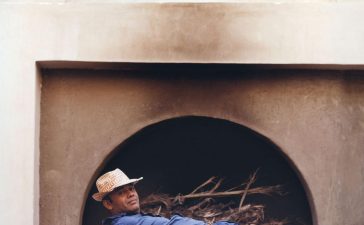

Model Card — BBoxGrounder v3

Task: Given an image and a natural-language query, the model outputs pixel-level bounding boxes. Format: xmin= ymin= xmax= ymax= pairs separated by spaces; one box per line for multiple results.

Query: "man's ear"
xmin=102 ymin=199 xmax=113 ymax=211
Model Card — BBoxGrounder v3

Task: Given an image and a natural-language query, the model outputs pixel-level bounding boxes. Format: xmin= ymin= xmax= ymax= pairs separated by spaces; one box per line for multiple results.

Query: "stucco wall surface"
xmin=0 ymin=0 xmax=362 ymax=2
xmin=0 ymin=0 xmax=363 ymax=3
xmin=2 ymin=3 xmax=364 ymax=64
xmin=1 ymin=2 xmax=364 ymax=225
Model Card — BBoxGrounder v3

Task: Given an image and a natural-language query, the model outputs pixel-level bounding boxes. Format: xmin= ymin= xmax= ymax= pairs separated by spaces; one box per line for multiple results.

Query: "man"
xmin=93 ymin=169 xmax=238 ymax=225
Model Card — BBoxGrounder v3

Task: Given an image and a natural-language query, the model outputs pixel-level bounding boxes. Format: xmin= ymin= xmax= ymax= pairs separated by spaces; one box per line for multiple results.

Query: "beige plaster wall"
xmin=1 ymin=2 xmax=364 ymax=225
xmin=1 ymin=0 xmax=364 ymax=3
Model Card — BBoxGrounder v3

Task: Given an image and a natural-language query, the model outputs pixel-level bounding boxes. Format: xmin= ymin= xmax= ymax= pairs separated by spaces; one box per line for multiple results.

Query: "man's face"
xmin=103 ymin=184 xmax=140 ymax=214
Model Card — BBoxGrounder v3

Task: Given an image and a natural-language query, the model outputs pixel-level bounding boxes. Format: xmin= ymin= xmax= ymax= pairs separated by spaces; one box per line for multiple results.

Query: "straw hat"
xmin=92 ymin=168 xmax=143 ymax=201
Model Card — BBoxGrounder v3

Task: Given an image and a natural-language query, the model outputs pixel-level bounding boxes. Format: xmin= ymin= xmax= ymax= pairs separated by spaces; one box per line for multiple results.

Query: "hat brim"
xmin=92 ymin=177 xmax=143 ymax=202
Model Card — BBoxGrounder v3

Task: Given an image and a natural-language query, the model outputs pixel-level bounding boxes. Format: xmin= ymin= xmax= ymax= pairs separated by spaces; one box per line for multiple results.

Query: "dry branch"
xmin=141 ymin=173 xmax=287 ymax=225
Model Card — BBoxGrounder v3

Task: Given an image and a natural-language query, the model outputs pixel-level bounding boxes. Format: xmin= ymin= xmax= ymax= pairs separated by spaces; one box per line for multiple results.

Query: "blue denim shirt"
xmin=102 ymin=213 xmax=237 ymax=225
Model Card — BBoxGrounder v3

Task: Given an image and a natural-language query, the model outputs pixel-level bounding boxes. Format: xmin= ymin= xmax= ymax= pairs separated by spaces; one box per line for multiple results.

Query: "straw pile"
xmin=140 ymin=171 xmax=287 ymax=225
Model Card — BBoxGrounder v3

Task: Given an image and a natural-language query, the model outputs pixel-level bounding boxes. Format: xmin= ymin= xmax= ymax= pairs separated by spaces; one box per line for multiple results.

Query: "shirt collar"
xmin=102 ymin=212 xmax=159 ymax=225
xmin=102 ymin=213 xmax=127 ymax=225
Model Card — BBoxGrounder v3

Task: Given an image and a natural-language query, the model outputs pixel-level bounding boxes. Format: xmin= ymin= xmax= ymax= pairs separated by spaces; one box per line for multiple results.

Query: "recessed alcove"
xmin=40 ymin=63 xmax=364 ymax=225
xmin=82 ymin=116 xmax=312 ymax=225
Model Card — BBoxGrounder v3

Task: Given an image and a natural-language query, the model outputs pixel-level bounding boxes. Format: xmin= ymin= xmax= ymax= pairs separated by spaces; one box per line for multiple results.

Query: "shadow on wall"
xmin=83 ymin=116 xmax=312 ymax=225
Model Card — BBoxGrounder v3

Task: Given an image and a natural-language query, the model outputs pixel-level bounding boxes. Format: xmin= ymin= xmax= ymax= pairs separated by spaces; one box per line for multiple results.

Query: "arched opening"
xmin=83 ymin=116 xmax=313 ymax=225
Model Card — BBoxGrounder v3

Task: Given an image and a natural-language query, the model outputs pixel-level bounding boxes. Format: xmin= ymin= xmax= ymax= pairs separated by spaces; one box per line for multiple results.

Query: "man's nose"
xmin=126 ymin=189 xmax=135 ymax=197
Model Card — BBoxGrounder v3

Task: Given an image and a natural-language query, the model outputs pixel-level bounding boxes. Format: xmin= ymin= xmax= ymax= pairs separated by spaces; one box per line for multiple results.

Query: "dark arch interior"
xmin=83 ymin=116 xmax=312 ymax=225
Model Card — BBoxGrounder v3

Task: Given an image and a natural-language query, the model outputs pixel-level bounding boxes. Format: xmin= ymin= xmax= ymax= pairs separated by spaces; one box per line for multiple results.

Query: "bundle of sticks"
xmin=140 ymin=171 xmax=287 ymax=225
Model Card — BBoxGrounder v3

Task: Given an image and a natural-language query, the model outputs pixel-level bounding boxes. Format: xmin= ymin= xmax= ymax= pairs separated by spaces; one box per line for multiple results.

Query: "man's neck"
xmin=110 ymin=210 xmax=140 ymax=216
